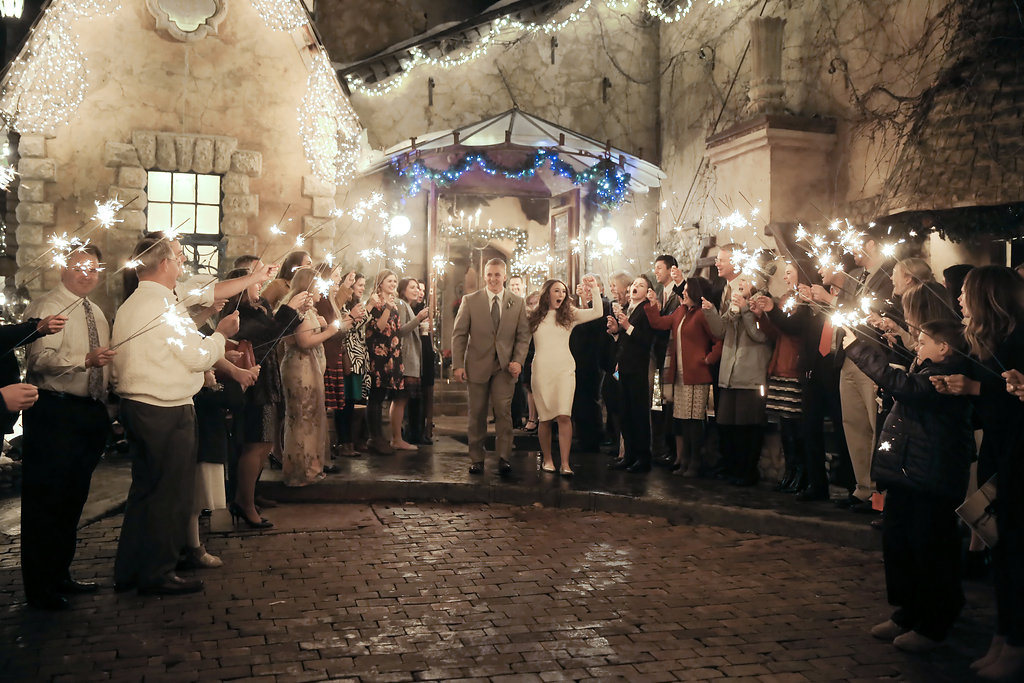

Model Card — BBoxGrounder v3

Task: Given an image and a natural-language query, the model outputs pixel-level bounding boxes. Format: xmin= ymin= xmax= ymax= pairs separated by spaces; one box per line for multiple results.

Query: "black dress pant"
xmin=883 ymin=486 xmax=964 ymax=641
xmin=802 ymin=356 xmax=851 ymax=491
xmin=991 ymin=441 xmax=1024 ymax=645
xmin=21 ymin=391 xmax=108 ymax=600
xmin=114 ymin=400 xmax=197 ymax=588
xmin=619 ymin=369 xmax=651 ymax=467
xmin=572 ymin=365 xmax=604 ymax=451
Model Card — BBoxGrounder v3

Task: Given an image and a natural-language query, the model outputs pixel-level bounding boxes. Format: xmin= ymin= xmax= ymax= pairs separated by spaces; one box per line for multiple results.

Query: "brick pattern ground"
xmin=0 ymin=503 xmax=995 ymax=682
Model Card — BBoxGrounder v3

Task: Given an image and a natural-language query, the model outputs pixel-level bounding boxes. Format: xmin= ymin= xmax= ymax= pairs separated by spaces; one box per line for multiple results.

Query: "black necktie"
xmin=491 ymin=295 xmax=500 ymax=330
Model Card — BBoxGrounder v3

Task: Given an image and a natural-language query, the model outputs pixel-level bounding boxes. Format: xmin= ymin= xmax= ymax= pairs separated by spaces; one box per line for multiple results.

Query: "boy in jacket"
xmin=842 ymin=319 xmax=974 ymax=653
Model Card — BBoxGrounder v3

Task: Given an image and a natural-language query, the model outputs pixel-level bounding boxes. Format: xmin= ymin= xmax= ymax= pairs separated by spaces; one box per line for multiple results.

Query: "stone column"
xmin=745 ymin=16 xmax=787 ymax=116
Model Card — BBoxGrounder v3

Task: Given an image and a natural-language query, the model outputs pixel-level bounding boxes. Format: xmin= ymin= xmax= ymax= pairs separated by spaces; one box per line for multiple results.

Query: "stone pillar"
xmin=745 ymin=16 xmax=787 ymax=117
xmin=301 ymin=174 xmax=338 ymax=261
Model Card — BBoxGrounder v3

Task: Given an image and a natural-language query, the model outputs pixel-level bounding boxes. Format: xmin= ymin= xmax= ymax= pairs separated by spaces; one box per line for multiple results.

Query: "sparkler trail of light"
xmin=17 ymin=195 xmax=140 ymax=280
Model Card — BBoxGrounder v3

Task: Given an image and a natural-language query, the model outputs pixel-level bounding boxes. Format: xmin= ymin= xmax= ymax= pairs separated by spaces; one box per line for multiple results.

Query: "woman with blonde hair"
xmin=278 ymin=266 xmax=342 ymax=486
xmin=891 ymin=257 xmax=934 ymax=297
xmin=364 ymin=270 xmax=405 ymax=454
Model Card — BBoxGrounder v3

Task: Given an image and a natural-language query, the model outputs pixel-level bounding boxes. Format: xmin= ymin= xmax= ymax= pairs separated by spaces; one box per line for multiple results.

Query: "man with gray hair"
xmin=111 ymin=236 xmax=240 ymax=596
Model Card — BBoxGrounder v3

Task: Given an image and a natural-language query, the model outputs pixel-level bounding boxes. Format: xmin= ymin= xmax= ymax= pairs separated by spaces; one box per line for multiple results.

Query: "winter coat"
xmin=845 ymin=340 xmax=974 ymax=500
xmin=644 ymin=303 xmax=722 ymax=385
xmin=704 ymin=302 xmax=772 ymax=390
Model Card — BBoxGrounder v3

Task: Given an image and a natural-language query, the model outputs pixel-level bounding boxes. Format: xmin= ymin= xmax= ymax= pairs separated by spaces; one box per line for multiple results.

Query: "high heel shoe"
xmin=267 ymin=454 xmax=283 ymax=470
xmin=229 ymin=503 xmax=274 ymax=529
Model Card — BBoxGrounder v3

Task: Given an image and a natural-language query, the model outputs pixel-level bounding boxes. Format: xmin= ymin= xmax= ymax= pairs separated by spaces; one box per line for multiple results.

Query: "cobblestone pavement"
xmin=0 ymin=503 xmax=995 ymax=682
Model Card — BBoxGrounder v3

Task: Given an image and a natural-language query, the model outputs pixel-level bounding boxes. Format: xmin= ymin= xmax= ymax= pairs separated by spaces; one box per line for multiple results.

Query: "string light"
xmin=0 ymin=0 xmax=121 ymax=134
xmin=346 ymin=0 xmax=731 ymax=97
xmin=398 ymin=150 xmax=630 ymax=208
xmin=250 ymin=0 xmax=309 ymax=31
xmin=297 ymin=51 xmax=362 ymax=185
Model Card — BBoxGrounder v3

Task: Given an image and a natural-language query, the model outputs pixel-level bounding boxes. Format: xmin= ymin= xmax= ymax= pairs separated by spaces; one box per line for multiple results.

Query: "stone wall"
xmin=16 ymin=0 xmax=329 ymax=313
xmin=657 ymin=0 xmax=958 ymax=249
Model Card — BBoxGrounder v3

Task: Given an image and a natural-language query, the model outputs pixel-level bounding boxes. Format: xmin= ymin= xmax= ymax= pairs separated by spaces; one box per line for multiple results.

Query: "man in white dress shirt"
xmin=20 ymin=246 xmax=111 ymax=610
xmin=111 ymin=236 xmax=239 ymax=595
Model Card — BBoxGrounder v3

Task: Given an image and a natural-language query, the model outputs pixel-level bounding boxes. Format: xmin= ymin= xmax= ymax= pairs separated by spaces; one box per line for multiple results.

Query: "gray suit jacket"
xmin=451 ymin=288 xmax=531 ymax=383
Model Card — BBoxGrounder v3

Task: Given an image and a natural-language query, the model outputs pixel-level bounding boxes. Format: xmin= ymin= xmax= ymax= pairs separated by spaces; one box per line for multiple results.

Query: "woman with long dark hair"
xmin=261 ymin=250 xmax=311 ymax=310
xmin=393 ymin=277 xmax=429 ymax=450
xmin=224 ymin=268 xmax=309 ymax=528
xmin=339 ymin=273 xmax=369 ymax=453
xmin=527 ymin=277 xmax=602 ymax=476
xmin=645 ymin=276 xmax=721 ymax=477
xmin=932 ymin=266 xmax=1024 ymax=679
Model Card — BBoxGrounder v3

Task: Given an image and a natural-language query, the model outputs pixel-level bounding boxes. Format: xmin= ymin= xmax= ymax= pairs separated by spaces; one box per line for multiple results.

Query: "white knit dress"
xmin=529 ymin=304 xmax=604 ymax=421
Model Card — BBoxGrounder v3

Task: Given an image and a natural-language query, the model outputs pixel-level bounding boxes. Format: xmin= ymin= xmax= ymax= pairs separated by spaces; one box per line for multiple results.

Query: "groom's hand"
xmin=454 ymin=368 xmax=467 ymax=383
xmin=508 ymin=361 xmax=522 ymax=379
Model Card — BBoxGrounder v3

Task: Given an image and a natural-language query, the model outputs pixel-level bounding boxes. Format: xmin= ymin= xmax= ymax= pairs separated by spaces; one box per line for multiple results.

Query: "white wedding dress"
xmin=530 ymin=303 xmax=604 ymax=421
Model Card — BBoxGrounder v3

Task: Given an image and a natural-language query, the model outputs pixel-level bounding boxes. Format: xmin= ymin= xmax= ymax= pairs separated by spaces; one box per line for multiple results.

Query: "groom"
xmin=452 ymin=258 xmax=531 ymax=476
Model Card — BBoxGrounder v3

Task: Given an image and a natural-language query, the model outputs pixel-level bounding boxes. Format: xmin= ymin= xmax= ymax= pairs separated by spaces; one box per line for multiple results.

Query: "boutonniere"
xmin=506 ymin=299 xmax=513 ymax=309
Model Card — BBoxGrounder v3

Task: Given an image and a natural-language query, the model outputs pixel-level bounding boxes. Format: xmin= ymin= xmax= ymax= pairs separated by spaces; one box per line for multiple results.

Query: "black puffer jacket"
xmin=846 ymin=340 xmax=974 ymax=501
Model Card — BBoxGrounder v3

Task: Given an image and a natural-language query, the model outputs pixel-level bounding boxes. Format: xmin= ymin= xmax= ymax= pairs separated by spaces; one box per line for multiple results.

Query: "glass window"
xmin=147 ymin=171 xmax=224 ymax=275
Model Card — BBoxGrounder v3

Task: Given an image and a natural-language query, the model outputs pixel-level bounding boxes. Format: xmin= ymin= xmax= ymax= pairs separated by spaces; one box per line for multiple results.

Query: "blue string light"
xmin=395 ymin=150 xmax=631 ymax=208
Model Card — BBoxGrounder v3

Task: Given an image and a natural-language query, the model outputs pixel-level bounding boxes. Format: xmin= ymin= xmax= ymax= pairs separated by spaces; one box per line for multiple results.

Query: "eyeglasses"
xmin=70 ymin=264 xmax=104 ymax=275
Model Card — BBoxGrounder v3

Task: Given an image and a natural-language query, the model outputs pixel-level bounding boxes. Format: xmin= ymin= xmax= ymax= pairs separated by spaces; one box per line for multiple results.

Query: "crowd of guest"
xmin=3 ymin=226 xmax=1024 ymax=680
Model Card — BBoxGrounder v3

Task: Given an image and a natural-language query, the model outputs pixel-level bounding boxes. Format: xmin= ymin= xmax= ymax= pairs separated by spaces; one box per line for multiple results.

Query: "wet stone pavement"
xmin=0 ymin=501 xmax=996 ymax=682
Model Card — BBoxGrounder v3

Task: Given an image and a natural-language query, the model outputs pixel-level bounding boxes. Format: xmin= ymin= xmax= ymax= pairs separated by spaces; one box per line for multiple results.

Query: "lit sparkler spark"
xmin=313 ymin=277 xmax=331 ymax=298
xmin=358 ymin=247 xmax=384 ymax=261
xmin=0 ymin=164 xmax=17 ymax=191
xmin=324 ymin=253 xmax=335 ymax=268
xmin=294 ymin=235 xmax=305 ymax=247
xmin=94 ymin=198 xmax=124 ymax=228
xmin=878 ymin=441 xmax=892 ymax=451
xmin=125 ymin=259 xmax=142 ymax=269
xmin=269 ymin=225 xmax=285 ymax=236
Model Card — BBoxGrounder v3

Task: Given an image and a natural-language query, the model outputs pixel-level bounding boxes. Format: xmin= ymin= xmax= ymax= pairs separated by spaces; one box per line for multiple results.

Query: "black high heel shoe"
xmin=229 ymin=503 xmax=274 ymax=529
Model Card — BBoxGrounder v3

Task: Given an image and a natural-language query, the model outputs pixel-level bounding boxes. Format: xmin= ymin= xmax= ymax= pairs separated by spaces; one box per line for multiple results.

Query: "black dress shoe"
xmin=57 ymin=579 xmax=99 ymax=594
xmin=419 ymin=437 xmax=434 ymax=445
xmin=498 ymin=458 xmax=512 ymax=476
xmin=795 ymin=487 xmax=829 ymax=502
xmin=468 ymin=461 xmax=484 ymax=475
xmin=626 ymin=462 xmax=651 ymax=473
xmin=27 ymin=593 xmax=70 ymax=611
xmin=610 ymin=459 xmax=633 ymax=470
xmin=322 ymin=464 xmax=340 ymax=474
xmin=137 ymin=575 xmax=204 ymax=596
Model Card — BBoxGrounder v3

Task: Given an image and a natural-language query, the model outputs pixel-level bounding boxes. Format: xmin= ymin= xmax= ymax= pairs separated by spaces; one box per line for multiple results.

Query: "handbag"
xmin=957 ymin=475 xmax=998 ymax=549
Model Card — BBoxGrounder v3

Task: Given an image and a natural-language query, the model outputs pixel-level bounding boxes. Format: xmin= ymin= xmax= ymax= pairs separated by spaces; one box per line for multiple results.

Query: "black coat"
xmin=846 ymin=340 xmax=974 ymax=500
xmin=0 ymin=319 xmax=43 ymax=434
xmin=570 ymin=295 xmax=614 ymax=374
xmin=612 ymin=302 xmax=653 ymax=377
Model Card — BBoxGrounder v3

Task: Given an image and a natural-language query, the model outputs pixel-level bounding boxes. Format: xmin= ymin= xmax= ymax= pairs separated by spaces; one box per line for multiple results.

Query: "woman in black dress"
xmin=224 ymin=268 xmax=309 ymax=528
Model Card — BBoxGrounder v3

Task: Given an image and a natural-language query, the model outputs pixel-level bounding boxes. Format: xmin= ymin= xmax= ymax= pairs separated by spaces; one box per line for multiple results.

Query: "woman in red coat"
xmin=645 ymin=276 xmax=722 ymax=476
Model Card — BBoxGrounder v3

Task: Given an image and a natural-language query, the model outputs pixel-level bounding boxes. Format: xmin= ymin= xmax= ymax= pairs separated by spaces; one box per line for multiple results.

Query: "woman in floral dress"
xmin=278 ymin=266 xmax=342 ymax=486
xmin=364 ymin=270 xmax=404 ymax=454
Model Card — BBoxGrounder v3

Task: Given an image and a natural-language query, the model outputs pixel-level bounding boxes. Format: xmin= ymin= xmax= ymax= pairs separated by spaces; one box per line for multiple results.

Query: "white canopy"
xmin=358 ymin=108 xmax=665 ymax=194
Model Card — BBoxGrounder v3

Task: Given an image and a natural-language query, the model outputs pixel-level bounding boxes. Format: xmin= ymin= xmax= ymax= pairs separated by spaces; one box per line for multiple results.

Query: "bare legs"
xmin=234 ymin=442 xmax=270 ymax=523
xmin=389 ymin=395 xmax=416 ymax=450
xmin=539 ymin=415 xmax=573 ymax=475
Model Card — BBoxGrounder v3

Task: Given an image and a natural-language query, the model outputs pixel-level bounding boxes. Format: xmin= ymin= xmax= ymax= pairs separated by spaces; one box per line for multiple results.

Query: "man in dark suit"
xmin=570 ymin=273 xmax=613 ymax=452
xmin=651 ymin=255 xmax=681 ymax=465
xmin=607 ymin=275 xmax=655 ymax=473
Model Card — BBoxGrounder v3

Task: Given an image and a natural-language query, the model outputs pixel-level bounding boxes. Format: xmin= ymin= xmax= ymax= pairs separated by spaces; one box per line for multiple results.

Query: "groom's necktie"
xmin=491 ymin=295 xmax=501 ymax=330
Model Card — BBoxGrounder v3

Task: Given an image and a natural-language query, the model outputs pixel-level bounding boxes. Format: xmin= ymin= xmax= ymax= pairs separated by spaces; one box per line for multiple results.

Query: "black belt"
xmin=38 ymin=388 xmax=103 ymax=404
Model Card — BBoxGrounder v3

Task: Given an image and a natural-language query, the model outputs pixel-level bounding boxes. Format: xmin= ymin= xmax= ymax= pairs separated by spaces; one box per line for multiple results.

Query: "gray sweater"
xmin=397 ymin=298 xmax=422 ymax=378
